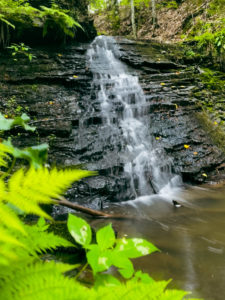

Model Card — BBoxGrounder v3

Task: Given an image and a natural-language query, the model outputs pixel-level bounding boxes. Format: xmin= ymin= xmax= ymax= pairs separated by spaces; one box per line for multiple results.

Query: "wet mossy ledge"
xmin=196 ymin=112 xmax=225 ymax=155
xmin=192 ymin=67 xmax=225 ymax=148
xmin=0 ymin=0 xmax=96 ymax=47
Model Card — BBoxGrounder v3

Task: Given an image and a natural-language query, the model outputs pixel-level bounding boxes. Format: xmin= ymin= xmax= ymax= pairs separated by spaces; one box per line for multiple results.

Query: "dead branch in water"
xmin=53 ymin=197 xmax=138 ymax=220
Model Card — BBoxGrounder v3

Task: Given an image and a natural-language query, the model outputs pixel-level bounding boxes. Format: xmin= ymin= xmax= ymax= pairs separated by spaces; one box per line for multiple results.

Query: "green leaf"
xmin=0 ymin=114 xmax=14 ymax=130
xmin=3 ymin=139 xmax=48 ymax=169
xmin=86 ymin=245 xmax=112 ymax=275
xmin=96 ymin=223 xmax=115 ymax=250
xmin=0 ymin=113 xmax=36 ymax=132
xmin=94 ymin=274 xmax=121 ymax=289
xmin=67 ymin=214 xmax=92 ymax=247
xmin=115 ymin=237 xmax=159 ymax=258
xmin=37 ymin=217 xmax=49 ymax=231
xmin=13 ymin=113 xmax=36 ymax=131
xmin=111 ymin=253 xmax=134 ymax=279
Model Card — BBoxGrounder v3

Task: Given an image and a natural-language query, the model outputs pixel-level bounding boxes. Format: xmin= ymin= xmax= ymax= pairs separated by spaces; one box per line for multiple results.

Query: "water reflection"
xmin=90 ymin=186 xmax=225 ymax=300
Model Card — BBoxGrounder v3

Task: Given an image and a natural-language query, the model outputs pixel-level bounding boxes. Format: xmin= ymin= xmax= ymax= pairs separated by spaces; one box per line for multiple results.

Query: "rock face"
xmin=0 ymin=37 xmax=224 ymax=210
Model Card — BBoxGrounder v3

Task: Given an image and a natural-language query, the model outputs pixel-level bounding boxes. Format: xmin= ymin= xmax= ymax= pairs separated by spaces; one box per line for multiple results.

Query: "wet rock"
xmin=0 ymin=38 xmax=224 ymax=212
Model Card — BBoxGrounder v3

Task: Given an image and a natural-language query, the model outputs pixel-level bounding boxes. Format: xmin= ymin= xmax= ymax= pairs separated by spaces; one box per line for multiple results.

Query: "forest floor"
xmin=93 ymin=0 xmax=224 ymax=43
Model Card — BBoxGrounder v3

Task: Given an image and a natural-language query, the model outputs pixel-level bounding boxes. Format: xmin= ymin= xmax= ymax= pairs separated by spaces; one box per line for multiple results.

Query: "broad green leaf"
xmin=94 ymin=274 xmax=121 ymax=289
xmin=67 ymin=214 xmax=92 ymax=246
xmin=96 ymin=223 xmax=115 ymax=250
xmin=13 ymin=113 xmax=36 ymax=132
xmin=0 ymin=113 xmax=35 ymax=132
xmin=87 ymin=245 xmax=112 ymax=275
xmin=0 ymin=114 xmax=14 ymax=130
xmin=115 ymin=237 xmax=159 ymax=258
xmin=3 ymin=139 xmax=48 ymax=169
xmin=111 ymin=253 xmax=134 ymax=279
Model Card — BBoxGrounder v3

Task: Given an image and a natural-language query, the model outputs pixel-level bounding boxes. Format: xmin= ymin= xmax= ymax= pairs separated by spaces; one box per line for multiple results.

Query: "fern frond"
xmin=21 ymin=224 xmax=75 ymax=256
xmin=0 ymin=261 xmax=88 ymax=300
xmin=0 ymin=143 xmax=12 ymax=167
xmin=0 ymin=203 xmax=26 ymax=234
xmin=96 ymin=280 xmax=189 ymax=300
xmin=3 ymin=167 xmax=96 ymax=218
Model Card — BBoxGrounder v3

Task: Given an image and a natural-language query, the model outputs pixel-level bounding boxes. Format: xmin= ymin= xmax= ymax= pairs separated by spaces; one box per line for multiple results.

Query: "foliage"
xmin=39 ymin=4 xmax=83 ymax=38
xmin=0 ymin=0 xmax=82 ymax=46
xmin=4 ymin=96 xmax=29 ymax=118
xmin=0 ymin=113 xmax=198 ymax=299
xmin=68 ymin=215 xmax=158 ymax=278
xmin=7 ymin=43 xmax=36 ymax=61
xmin=194 ymin=26 xmax=225 ymax=55
xmin=156 ymin=1 xmax=179 ymax=9
xmin=0 ymin=113 xmax=35 ymax=132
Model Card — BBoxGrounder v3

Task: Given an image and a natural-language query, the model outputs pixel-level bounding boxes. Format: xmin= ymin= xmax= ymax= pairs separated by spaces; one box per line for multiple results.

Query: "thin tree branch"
xmin=53 ymin=197 xmax=139 ymax=220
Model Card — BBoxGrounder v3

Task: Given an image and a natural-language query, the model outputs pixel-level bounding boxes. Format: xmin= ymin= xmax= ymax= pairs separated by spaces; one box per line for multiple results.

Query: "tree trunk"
xmin=152 ymin=0 xmax=156 ymax=29
xmin=131 ymin=0 xmax=137 ymax=39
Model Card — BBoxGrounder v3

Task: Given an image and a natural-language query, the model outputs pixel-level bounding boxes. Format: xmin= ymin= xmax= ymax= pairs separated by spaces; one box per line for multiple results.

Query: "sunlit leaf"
xmin=111 ymin=253 xmax=134 ymax=279
xmin=96 ymin=223 xmax=115 ymax=250
xmin=115 ymin=238 xmax=159 ymax=259
xmin=87 ymin=245 xmax=112 ymax=275
xmin=67 ymin=214 xmax=92 ymax=246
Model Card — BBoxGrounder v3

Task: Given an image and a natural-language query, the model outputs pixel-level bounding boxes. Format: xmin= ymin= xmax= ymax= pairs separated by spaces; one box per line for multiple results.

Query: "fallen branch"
xmin=53 ymin=197 xmax=111 ymax=218
xmin=53 ymin=197 xmax=139 ymax=220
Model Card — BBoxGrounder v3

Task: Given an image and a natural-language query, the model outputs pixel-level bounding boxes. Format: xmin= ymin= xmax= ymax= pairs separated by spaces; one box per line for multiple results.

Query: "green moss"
xmin=196 ymin=111 xmax=225 ymax=153
xmin=199 ymin=68 xmax=225 ymax=91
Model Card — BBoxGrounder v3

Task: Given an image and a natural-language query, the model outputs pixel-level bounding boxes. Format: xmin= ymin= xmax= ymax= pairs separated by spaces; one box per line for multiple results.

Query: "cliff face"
xmin=1 ymin=38 xmax=224 ymax=210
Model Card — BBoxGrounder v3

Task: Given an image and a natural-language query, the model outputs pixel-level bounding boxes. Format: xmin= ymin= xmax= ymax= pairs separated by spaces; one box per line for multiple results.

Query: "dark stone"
xmin=0 ymin=38 xmax=224 ymax=215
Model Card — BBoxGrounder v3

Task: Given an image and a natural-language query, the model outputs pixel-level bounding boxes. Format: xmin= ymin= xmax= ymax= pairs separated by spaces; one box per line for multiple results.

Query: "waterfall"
xmin=87 ymin=36 xmax=182 ymax=201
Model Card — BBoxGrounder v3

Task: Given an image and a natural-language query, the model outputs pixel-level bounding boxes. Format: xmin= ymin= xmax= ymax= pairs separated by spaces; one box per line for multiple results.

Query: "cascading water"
xmin=87 ymin=36 xmax=182 ymax=203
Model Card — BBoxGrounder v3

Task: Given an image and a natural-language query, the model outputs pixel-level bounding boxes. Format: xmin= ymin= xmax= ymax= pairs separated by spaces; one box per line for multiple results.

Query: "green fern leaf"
xmin=3 ymin=167 xmax=96 ymax=218
xmin=0 ymin=261 xmax=88 ymax=300
xmin=21 ymin=224 xmax=75 ymax=255
xmin=0 ymin=143 xmax=12 ymax=167
xmin=0 ymin=203 xmax=26 ymax=234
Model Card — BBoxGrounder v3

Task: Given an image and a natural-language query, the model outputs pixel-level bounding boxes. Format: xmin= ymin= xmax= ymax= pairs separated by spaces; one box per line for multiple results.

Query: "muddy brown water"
xmin=88 ymin=185 xmax=225 ymax=300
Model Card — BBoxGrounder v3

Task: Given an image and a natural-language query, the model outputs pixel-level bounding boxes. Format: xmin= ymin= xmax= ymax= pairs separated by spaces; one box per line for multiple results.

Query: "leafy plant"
xmin=67 ymin=215 xmax=158 ymax=279
xmin=39 ymin=4 xmax=83 ymax=38
xmin=7 ymin=43 xmax=36 ymax=61
xmin=0 ymin=113 xmax=198 ymax=299
xmin=4 ymin=96 xmax=28 ymax=118
xmin=0 ymin=0 xmax=82 ymax=46
xmin=0 ymin=113 xmax=35 ymax=132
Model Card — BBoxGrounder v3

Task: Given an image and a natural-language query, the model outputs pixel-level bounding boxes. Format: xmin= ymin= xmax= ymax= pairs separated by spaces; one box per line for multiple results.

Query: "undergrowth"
xmin=0 ymin=0 xmax=82 ymax=46
xmin=0 ymin=112 xmax=200 ymax=299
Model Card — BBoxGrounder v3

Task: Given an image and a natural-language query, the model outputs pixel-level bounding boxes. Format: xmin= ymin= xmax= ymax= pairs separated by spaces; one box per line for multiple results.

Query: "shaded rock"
xmin=0 ymin=38 xmax=224 ymax=211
